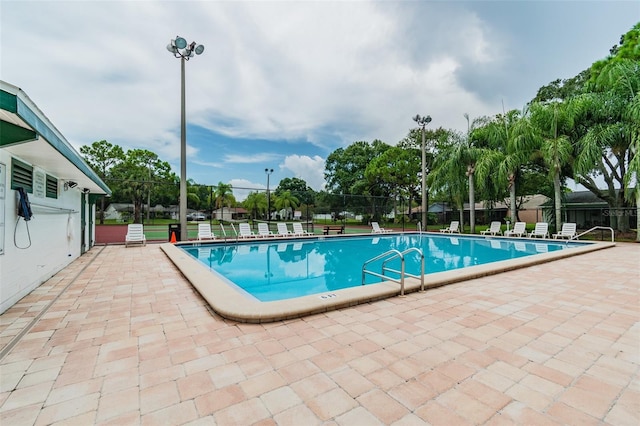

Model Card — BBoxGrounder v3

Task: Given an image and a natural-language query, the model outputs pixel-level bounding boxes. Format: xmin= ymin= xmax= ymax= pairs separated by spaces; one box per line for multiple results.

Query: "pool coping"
xmin=160 ymin=233 xmax=615 ymax=323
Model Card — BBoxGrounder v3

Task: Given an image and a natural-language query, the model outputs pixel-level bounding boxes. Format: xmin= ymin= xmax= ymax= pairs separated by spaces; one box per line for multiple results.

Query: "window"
xmin=46 ymin=174 xmax=58 ymax=198
xmin=11 ymin=158 xmax=33 ymax=192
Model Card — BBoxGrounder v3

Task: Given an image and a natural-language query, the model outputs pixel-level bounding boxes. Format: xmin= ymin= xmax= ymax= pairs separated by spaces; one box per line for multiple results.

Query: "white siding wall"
xmin=0 ymin=151 xmax=92 ymax=314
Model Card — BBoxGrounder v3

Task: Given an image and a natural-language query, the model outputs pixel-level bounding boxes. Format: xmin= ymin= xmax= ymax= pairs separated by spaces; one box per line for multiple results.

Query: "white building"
xmin=0 ymin=81 xmax=111 ymax=314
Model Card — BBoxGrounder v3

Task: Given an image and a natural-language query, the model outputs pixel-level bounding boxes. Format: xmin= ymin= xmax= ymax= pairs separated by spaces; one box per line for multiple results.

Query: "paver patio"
xmin=0 ymin=242 xmax=638 ymax=425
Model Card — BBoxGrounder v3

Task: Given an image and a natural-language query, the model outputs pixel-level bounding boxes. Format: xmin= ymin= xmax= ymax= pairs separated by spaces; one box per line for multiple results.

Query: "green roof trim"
xmin=0 ymin=89 xmax=18 ymax=112
xmin=0 ymin=120 xmax=37 ymax=146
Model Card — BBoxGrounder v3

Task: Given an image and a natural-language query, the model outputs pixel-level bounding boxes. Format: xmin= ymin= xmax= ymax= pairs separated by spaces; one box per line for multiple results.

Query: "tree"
xmin=474 ymin=109 xmax=532 ymax=224
xmin=364 ymin=146 xmax=420 ymax=222
xmin=243 ymin=191 xmax=267 ymax=220
xmin=572 ymin=56 xmax=639 ymax=231
xmin=274 ymin=190 xmax=300 ymax=219
xmin=516 ymin=102 xmax=574 ymax=232
xmin=275 ymin=177 xmax=315 ymax=207
xmin=324 ymin=140 xmax=390 ymax=196
xmin=110 ymin=149 xmax=172 ymax=223
xmin=80 ymin=140 xmax=124 ymax=224
xmin=532 ymin=69 xmax=590 ymax=103
xmin=427 ymin=131 xmax=470 ymax=229
xmin=213 ymin=182 xmax=235 ymax=220
xmin=397 ymin=126 xmax=449 ymax=222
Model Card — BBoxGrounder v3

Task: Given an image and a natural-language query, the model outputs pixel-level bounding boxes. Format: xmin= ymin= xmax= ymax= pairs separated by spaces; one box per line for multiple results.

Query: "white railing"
xmin=572 ymin=226 xmax=615 ymax=242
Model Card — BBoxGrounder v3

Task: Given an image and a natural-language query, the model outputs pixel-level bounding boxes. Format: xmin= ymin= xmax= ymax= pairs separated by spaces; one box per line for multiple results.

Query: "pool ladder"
xmin=362 ymin=248 xmax=425 ymax=296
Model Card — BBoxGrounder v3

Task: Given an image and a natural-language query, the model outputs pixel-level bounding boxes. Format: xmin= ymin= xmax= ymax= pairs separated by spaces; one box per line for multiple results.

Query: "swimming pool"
xmin=161 ymin=233 xmax=612 ymax=322
xmin=182 ymin=234 xmax=580 ymax=301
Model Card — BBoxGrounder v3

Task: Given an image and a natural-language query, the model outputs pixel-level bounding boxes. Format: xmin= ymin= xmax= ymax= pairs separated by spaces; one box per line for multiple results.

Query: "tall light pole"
xmin=265 ymin=168 xmax=273 ymax=223
xmin=413 ymin=114 xmax=432 ymax=230
xmin=167 ymin=36 xmax=204 ymax=241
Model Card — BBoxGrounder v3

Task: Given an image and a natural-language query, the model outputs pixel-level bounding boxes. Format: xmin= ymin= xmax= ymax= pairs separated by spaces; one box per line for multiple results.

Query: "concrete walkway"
xmin=0 ymin=243 xmax=638 ymax=425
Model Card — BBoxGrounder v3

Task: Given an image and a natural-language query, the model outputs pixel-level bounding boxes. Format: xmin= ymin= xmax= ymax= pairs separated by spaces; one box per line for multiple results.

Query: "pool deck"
xmin=0 ymin=242 xmax=638 ymax=425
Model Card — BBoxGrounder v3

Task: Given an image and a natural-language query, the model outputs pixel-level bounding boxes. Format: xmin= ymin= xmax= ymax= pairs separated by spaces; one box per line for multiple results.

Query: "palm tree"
xmin=244 ymin=191 xmax=267 ymax=220
xmin=274 ymin=190 xmax=300 ymax=220
xmin=427 ymin=131 xmax=468 ymax=230
xmin=213 ymin=182 xmax=235 ymax=221
xmin=474 ymin=110 xmax=531 ymax=225
xmin=462 ymin=113 xmax=494 ymax=234
xmin=517 ymin=101 xmax=574 ymax=232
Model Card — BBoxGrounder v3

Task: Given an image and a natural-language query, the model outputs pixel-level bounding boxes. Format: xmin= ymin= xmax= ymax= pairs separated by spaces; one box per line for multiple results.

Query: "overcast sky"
xmin=2 ymin=1 xmax=638 ymax=199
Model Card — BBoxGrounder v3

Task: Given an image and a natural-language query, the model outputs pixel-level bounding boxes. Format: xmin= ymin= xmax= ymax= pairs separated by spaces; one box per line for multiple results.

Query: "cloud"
xmin=228 ymin=178 xmax=264 ymax=202
xmin=224 ymin=153 xmax=280 ymax=164
xmin=2 ymin=0 xmax=636 ymax=191
xmin=282 ymin=155 xmax=326 ymax=191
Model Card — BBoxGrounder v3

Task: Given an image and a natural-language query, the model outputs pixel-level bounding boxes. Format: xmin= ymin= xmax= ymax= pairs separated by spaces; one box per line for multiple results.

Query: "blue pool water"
xmin=182 ymin=234 xmax=580 ymax=302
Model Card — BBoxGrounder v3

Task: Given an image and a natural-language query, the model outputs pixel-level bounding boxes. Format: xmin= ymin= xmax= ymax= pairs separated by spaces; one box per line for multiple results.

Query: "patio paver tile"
xmin=0 ymin=243 xmax=637 ymax=425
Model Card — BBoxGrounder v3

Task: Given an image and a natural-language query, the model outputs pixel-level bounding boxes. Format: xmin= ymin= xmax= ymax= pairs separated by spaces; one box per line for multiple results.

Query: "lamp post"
xmin=265 ymin=168 xmax=273 ymax=223
xmin=167 ymin=36 xmax=204 ymax=241
xmin=413 ymin=114 xmax=432 ymax=231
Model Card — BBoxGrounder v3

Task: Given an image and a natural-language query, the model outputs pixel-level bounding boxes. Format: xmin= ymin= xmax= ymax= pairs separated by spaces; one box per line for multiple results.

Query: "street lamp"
xmin=413 ymin=114 xmax=432 ymax=231
xmin=167 ymin=36 xmax=204 ymax=241
xmin=265 ymin=168 xmax=273 ymax=223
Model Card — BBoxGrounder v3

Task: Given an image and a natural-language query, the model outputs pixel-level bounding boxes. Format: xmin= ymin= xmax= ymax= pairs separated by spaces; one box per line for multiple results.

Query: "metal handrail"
xmin=571 ymin=226 xmax=615 ymax=242
xmin=362 ymin=248 xmax=425 ymax=296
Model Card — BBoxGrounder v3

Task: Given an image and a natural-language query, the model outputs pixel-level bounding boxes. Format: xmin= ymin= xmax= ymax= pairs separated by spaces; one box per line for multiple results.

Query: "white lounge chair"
xmin=529 ymin=222 xmax=549 ymax=238
xmin=480 ymin=221 xmax=502 ymax=236
xmin=553 ymin=223 xmax=577 ymax=239
xmin=276 ymin=222 xmax=292 ymax=237
xmin=197 ymin=223 xmax=216 ymax=241
xmin=125 ymin=224 xmax=146 ymax=247
xmin=371 ymin=222 xmax=390 ymax=234
xmin=504 ymin=221 xmax=527 ymax=237
xmin=292 ymin=222 xmax=313 ymax=236
xmin=440 ymin=221 xmax=459 ymax=233
xmin=257 ymin=222 xmax=274 ymax=237
xmin=238 ymin=223 xmax=256 ymax=238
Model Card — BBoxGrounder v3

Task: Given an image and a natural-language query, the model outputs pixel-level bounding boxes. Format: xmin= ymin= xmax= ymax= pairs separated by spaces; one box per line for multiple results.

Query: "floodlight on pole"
xmin=413 ymin=114 xmax=432 ymax=231
xmin=167 ymin=36 xmax=204 ymax=241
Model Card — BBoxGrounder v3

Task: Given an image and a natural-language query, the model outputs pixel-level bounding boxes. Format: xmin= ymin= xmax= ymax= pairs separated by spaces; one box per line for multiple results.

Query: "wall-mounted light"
xmin=64 ymin=181 xmax=78 ymax=191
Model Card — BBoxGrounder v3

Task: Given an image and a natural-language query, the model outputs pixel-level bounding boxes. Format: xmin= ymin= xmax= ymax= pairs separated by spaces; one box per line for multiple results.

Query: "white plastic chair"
xmin=292 ymin=222 xmax=312 ymax=236
xmin=440 ymin=221 xmax=459 ymax=233
xmin=553 ymin=223 xmax=577 ymax=239
xmin=529 ymin=222 xmax=549 ymax=238
xmin=504 ymin=222 xmax=527 ymax=237
xmin=257 ymin=222 xmax=274 ymax=237
xmin=276 ymin=222 xmax=292 ymax=237
xmin=481 ymin=221 xmax=502 ymax=236
xmin=125 ymin=224 xmax=146 ymax=247
xmin=371 ymin=222 xmax=390 ymax=234
xmin=238 ymin=223 xmax=256 ymax=238
xmin=197 ymin=223 xmax=216 ymax=241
